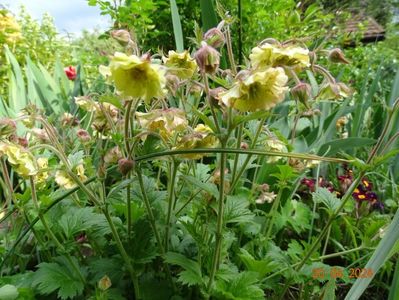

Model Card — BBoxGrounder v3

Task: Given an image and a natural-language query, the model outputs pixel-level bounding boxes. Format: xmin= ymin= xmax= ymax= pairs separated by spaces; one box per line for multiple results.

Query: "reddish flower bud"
xmin=204 ymin=27 xmax=225 ymax=48
xmin=64 ymin=66 xmax=77 ymax=80
xmin=111 ymin=29 xmax=131 ymax=45
xmin=291 ymin=82 xmax=312 ymax=107
xmin=328 ymin=48 xmax=350 ymax=64
xmin=240 ymin=142 xmax=249 ymax=149
xmin=194 ymin=42 xmax=220 ymax=74
xmin=18 ymin=137 xmax=28 ymax=148
xmin=0 ymin=118 xmax=16 ymax=137
xmin=76 ymin=129 xmax=90 ymax=144
xmin=118 ymin=158 xmax=135 ymax=175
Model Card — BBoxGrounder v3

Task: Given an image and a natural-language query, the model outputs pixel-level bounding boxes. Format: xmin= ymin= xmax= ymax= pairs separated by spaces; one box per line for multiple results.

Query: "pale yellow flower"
xmin=55 ymin=163 xmax=87 ymax=190
xmin=174 ymin=124 xmax=219 ymax=159
xmin=35 ymin=157 xmax=49 ymax=185
xmin=136 ymin=108 xmax=188 ymax=140
xmin=265 ymin=139 xmax=287 ymax=163
xmin=0 ymin=141 xmax=38 ymax=177
xmin=164 ymin=50 xmax=197 ymax=79
xmin=101 ymin=52 xmax=166 ymax=102
xmin=316 ymin=81 xmax=352 ymax=100
xmin=219 ymin=68 xmax=288 ymax=112
xmin=250 ymin=43 xmax=310 ymax=70
xmin=75 ymin=96 xmax=97 ymax=112
xmin=0 ymin=11 xmax=22 ymax=45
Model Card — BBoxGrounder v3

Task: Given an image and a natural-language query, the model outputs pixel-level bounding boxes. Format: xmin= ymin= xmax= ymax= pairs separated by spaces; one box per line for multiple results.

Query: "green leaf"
xmin=214 ymin=271 xmax=264 ymax=300
xmin=165 ymin=252 xmax=203 ymax=286
xmin=181 ymin=175 xmax=218 ymax=198
xmin=312 ymin=188 xmax=341 ymax=214
xmin=224 ymin=195 xmax=254 ymax=224
xmin=0 ymin=284 xmax=19 ymax=300
xmin=317 ymin=138 xmax=376 ymax=156
xmin=276 ymin=200 xmax=311 ymax=234
xmin=99 ymin=93 xmax=123 ymax=110
xmin=238 ymin=249 xmax=278 ymax=278
xmin=4 ymin=46 xmax=27 ymax=114
xmin=232 ymin=111 xmax=272 ymax=130
xmin=321 ymin=278 xmax=336 ymax=300
xmin=32 ymin=257 xmax=84 ymax=300
xmin=200 ymin=0 xmax=218 ymax=31
xmin=388 ymin=258 xmax=399 ymax=300
xmin=345 ymin=207 xmax=399 ymax=300
xmin=169 ymin=0 xmax=184 ymax=51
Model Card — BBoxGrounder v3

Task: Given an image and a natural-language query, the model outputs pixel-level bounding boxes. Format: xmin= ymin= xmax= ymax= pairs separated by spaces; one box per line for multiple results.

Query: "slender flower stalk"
xmin=165 ymin=159 xmax=179 ymax=251
xmin=207 ymin=141 xmax=227 ymax=292
xmin=29 ymin=176 xmax=86 ymax=285
xmin=263 ymin=186 xmax=284 ymax=239
xmin=229 ymin=117 xmax=267 ymax=192
xmin=136 ymin=168 xmax=176 ymax=291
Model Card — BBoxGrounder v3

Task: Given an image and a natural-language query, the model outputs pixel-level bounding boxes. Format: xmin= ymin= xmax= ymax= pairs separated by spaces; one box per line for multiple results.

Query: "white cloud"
xmin=2 ymin=0 xmax=111 ymax=35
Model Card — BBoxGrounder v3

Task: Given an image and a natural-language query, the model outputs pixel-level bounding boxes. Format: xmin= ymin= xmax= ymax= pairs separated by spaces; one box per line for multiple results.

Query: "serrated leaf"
xmin=32 ymin=257 xmax=84 ymax=299
xmin=312 ymin=188 xmax=341 ymax=214
xmin=238 ymin=249 xmax=278 ymax=278
xmin=224 ymin=195 xmax=254 ymax=224
xmin=181 ymin=175 xmax=218 ymax=198
xmin=165 ymin=252 xmax=203 ymax=286
xmin=214 ymin=271 xmax=264 ymax=300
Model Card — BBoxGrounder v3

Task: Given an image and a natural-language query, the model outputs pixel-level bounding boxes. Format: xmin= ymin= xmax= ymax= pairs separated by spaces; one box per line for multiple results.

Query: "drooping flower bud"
xmin=204 ymin=27 xmax=225 ymax=48
xmin=194 ymin=42 xmax=220 ymax=74
xmin=61 ymin=112 xmax=79 ymax=127
xmin=118 ymin=158 xmax=135 ymax=175
xmin=31 ymin=128 xmax=50 ymax=143
xmin=111 ymin=29 xmax=131 ymax=46
xmin=77 ymin=129 xmax=91 ymax=144
xmin=165 ymin=74 xmax=180 ymax=96
xmin=328 ymin=48 xmax=350 ymax=64
xmin=64 ymin=66 xmax=77 ymax=80
xmin=17 ymin=137 xmax=28 ymax=148
xmin=291 ymin=82 xmax=312 ymax=108
xmin=0 ymin=118 xmax=16 ymax=137
xmin=240 ymin=142 xmax=249 ymax=149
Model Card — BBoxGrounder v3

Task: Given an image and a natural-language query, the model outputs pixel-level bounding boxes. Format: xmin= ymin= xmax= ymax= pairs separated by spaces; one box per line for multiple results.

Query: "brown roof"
xmin=345 ymin=15 xmax=385 ymax=43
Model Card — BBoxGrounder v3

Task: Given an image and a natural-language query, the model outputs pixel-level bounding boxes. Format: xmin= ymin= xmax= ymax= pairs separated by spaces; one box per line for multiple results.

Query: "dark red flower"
xmin=352 ymin=185 xmax=368 ymax=201
xmin=64 ymin=66 xmax=77 ymax=80
xmin=301 ymin=178 xmax=316 ymax=192
xmin=361 ymin=178 xmax=373 ymax=191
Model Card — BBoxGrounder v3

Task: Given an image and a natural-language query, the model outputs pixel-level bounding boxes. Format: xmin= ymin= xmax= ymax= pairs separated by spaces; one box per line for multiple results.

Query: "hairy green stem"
xmin=321 ymin=224 xmax=332 ymax=260
xmin=264 ymin=186 xmax=284 ymax=239
xmin=207 ymin=143 xmax=227 ymax=292
xmin=230 ymin=123 xmax=244 ymax=185
xmin=165 ymin=159 xmax=179 ymax=251
xmin=229 ymin=118 xmax=266 ymax=191
xmin=29 ymin=177 xmax=86 ymax=285
xmin=134 ymin=147 xmax=351 ymax=164
xmin=203 ymin=73 xmax=221 ymax=133
xmin=136 ymin=168 xmax=176 ymax=291
xmin=225 ymin=25 xmax=237 ymax=75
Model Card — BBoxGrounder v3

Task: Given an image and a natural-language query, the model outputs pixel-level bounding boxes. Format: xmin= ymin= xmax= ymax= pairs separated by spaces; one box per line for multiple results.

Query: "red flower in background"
xmin=64 ymin=66 xmax=77 ymax=80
